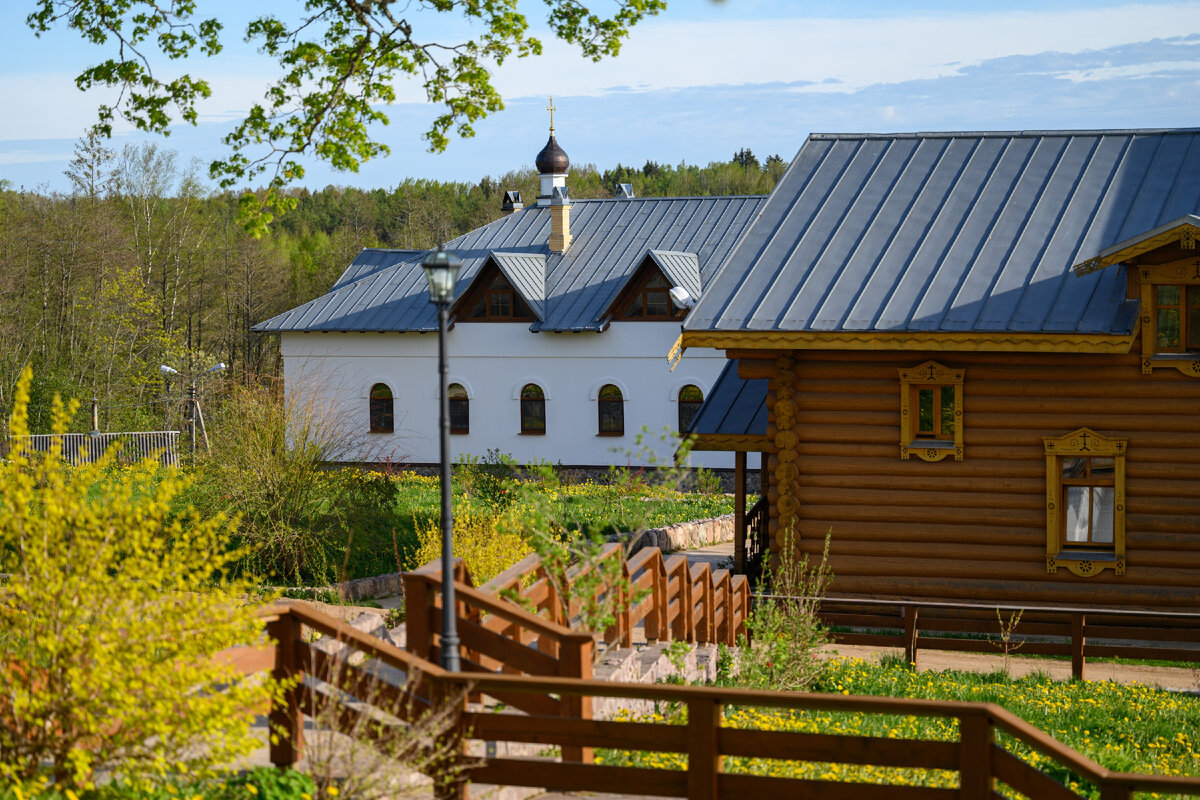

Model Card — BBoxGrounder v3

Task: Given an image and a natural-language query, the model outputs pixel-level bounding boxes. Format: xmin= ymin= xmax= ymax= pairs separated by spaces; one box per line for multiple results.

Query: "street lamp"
xmin=422 ymin=244 xmax=463 ymax=671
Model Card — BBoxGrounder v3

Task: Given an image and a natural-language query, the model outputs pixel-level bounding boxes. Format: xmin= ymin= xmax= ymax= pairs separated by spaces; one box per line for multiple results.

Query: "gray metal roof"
xmin=331 ymin=249 xmax=422 ymax=292
xmin=686 ymin=129 xmax=1200 ymax=336
xmin=255 ymin=195 xmax=766 ymax=334
xmin=687 ymin=360 xmax=767 ymax=441
xmin=648 ymin=250 xmax=702 ymax=302
xmin=488 ymin=252 xmax=547 ymax=320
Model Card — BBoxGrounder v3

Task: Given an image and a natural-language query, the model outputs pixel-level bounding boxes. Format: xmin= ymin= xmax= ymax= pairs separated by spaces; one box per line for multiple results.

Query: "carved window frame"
xmin=898 ymin=361 xmax=964 ymax=462
xmin=1043 ymin=428 xmax=1126 ymax=578
xmin=1136 ymin=260 xmax=1200 ymax=377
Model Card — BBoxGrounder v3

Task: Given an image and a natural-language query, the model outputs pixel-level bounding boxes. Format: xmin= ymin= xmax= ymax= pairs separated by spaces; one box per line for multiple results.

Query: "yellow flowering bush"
xmin=0 ymin=367 xmax=277 ymax=792
xmin=411 ymin=508 xmax=531 ymax=585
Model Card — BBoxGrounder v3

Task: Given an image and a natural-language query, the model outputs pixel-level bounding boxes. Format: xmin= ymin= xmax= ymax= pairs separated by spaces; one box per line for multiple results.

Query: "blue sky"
xmin=2 ymin=1 xmax=1200 ymax=192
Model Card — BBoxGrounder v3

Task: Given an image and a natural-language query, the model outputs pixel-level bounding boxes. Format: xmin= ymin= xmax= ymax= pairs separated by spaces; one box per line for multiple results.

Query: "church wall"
xmin=280 ymin=324 xmax=750 ymax=469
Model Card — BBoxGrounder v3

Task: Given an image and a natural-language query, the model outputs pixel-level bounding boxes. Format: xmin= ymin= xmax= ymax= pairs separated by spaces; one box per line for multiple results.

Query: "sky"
xmin=2 ymin=0 xmax=1200 ymax=193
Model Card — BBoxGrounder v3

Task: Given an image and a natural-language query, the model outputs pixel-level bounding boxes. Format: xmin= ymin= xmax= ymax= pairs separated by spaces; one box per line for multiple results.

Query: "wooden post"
xmin=687 ymin=697 xmax=721 ymax=800
xmin=432 ymin=677 xmax=469 ymax=800
xmin=620 ymin=559 xmax=634 ymax=648
xmin=405 ymin=576 xmax=432 ymax=661
xmin=267 ymin=611 xmax=303 ymax=768
xmin=1099 ymin=783 xmax=1133 ymax=800
xmin=1072 ymin=613 xmax=1086 ymax=681
xmin=645 ymin=553 xmax=665 ymax=642
xmin=559 ymin=635 xmax=594 ymax=764
xmin=958 ymin=712 xmax=994 ymax=799
xmin=904 ymin=605 xmax=919 ymax=670
xmin=734 ymin=451 xmax=747 ymax=574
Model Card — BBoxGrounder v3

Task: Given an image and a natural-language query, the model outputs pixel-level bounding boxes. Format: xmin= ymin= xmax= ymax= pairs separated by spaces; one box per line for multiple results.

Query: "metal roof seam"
xmin=778 ymin=137 xmax=892 ymax=330
xmin=690 ymin=139 xmax=834 ymax=331
xmin=866 ymin=136 xmax=982 ymax=330
xmin=947 ymin=134 xmax=1069 ymax=330
xmin=824 ymin=135 xmax=952 ymax=331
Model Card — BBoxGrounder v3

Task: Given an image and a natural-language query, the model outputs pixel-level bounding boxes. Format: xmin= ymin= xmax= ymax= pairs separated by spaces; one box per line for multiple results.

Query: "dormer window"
xmin=468 ymin=274 xmax=534 ymax=321
xmin=616 ymin=271 xmax=686 ymax=321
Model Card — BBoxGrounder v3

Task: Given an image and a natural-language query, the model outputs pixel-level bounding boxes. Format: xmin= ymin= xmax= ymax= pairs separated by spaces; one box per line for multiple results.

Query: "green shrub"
xmin=738 ymin=526 xmax=833 ymax=692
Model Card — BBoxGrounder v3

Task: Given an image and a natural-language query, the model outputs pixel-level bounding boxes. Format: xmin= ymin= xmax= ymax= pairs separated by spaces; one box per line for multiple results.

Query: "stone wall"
xmin=618 ymin=513 xmax=736 ymax=554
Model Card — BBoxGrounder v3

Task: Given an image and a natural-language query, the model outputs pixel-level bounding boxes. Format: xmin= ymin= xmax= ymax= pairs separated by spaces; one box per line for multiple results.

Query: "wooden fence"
xmin=814 ymin=597 xmax=1200 ymax=679
xmin=228 ymin=602 xmax=1200 ymax=800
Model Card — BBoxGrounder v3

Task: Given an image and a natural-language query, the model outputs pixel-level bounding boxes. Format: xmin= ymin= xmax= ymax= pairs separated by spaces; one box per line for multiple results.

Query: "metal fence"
xmin=9 ymin=431 xmax=180 ymax=467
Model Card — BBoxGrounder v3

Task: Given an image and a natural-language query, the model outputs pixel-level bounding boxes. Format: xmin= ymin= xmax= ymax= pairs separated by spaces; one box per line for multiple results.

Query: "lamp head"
xmin=206 ymin=362 xmax=227 ymax=374
xmin=669 ymin=286 xmax=694 ymax=309
xmin=160 ymin=364 xmax=179 ymax=376
xmin=422 ymin=244 xmax=463 ymax=306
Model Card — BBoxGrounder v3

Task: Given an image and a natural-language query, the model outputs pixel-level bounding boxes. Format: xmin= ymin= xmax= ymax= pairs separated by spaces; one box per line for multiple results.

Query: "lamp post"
xmin=422 ymin=244 xmax=463 ymax=671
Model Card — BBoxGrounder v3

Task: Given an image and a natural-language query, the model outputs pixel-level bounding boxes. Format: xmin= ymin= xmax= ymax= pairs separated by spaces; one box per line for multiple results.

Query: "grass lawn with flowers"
xmin=598 ymin=659 xmax=1200 ymax=797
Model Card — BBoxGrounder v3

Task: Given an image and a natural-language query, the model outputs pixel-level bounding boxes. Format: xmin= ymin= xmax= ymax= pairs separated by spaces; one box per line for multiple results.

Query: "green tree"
xmin=27 ymin=0 xmax=666 ymax=232
xmin=0 ymin=366 xmax=277 ymax=790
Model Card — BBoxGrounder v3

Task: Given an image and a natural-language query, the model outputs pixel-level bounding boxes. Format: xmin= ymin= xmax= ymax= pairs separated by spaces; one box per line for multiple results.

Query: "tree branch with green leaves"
xmin=26 ymin=0 xmax=666 ymax=234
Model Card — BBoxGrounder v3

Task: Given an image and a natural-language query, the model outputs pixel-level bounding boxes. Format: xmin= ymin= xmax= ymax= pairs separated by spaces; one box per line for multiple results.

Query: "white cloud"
xmin=0 ymin=148 xmax=73 ymax=165
xmin=491 ymin=3 xmax=1200 ymax=101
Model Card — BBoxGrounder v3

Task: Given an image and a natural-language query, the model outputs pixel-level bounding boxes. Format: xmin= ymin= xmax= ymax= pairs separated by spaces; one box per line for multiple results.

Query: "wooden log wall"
xmin=764 ymin=349 xmax=1200 ymax=610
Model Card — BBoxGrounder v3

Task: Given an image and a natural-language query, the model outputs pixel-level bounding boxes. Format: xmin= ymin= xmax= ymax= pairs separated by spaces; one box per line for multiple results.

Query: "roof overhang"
xmin=686 ymin=433 xmax=769 ymax=453
xmin=679 ymin=330 xmax=1136 ymax=354
xmin=1072 ymin=215 xmax=1200 ymax=276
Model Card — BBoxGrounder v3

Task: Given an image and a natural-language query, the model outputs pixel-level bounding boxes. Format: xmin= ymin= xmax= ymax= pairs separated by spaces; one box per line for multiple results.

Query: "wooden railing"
xmin=743 ymin=496 xmax=769 ymax=583
xmin=407 ymin=544 xmax=749 ymax=664
xmin=815 ymin=596 xmax=1200 ymax=679
xmin=226 ymin=602 xmax=1200 ymax=800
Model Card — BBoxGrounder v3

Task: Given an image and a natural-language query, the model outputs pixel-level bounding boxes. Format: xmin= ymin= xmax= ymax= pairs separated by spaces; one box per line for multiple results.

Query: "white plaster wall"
xmin=280 ymin=324 xmax=760 ymax=470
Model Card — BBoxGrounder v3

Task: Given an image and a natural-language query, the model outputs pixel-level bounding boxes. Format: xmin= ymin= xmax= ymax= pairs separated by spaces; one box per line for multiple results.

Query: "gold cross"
xmin=547 ymin=97 xmax=556 ymax=133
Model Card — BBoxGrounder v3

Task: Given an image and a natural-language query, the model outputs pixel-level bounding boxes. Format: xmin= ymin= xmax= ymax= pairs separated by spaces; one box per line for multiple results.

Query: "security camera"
xmin=669 ymin=286 xmax=694 ymax=309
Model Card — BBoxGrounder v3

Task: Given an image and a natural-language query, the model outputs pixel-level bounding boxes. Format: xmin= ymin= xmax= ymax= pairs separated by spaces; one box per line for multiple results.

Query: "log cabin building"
xmin=681 ymin=129 xmax=1200 ymax=610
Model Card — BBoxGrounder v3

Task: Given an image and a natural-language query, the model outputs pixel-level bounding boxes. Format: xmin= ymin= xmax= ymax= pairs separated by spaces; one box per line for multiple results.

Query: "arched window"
xmin=520 ymin=383 xmax=546 ymax=434
xmin=598 ymin=384 xmax=624 ymax=435
xmin=369 ymin=383 xmax=394 ymax=433
xmin=449 ymin=383 xmax=469 ymax=434
xmin=678 ymin=384 xmax=704 ymax=434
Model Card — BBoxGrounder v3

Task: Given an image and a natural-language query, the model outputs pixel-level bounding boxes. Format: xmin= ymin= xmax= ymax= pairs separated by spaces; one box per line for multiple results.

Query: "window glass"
xmin=916 ymin=388 xmax=934 ymax=436
xmin=1061 ymin=457 xmax=1087 ymax=479
xmin=1158 ymin=308 xmax=1181 ymax=349
xmin=1065 ymin=486 xmax=1089 ymax=543
xmin=939 ymin=385 xmax=956 ymax=437
xmin=1091 ymin=487 xmax=1115 ymax=543
xmin=598 ymin=384 xmax=624 ymax=435
xmin=520 ymin=384 xmax=546 ymax=434
xmin=1090 ymin=457 xmax=1115 ymax=478
xmin=369 ymin=383 xmax=394 ymax=433
xmin=449 ymin=383 xmax=469 ymax=434
xmin=489 ymin=292 xmax=511 ymax=317
xmin=1157 ymin=285 xmax=1180 ymax=305
xmin=1188 ymin=286 xmax=1200 ymax=349
xmin=678 ymin=385 xmax=704 ymax=433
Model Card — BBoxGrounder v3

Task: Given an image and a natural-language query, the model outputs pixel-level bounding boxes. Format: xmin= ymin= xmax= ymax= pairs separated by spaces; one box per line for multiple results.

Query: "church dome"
xmin=535 ymin=134 xmax=570 ymax=174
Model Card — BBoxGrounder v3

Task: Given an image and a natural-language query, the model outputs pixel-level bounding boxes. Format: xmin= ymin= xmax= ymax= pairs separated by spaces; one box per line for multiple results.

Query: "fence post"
xmin=1099 ymin=783 xmax=1133 ymax=800
xmin=645 ymin=553 xmax=665 ymax=642
xmin=687 ymin=697 xmax=721 ymax=800
xmin=559 ymin=635 xmax=594 ymax=764
xmin=620 ymin=558 xmax=634 ymax=648
xmin=405 ymin=576 xmax=432 ymax=661
xmin=267 ymin=610 xmax=303 ymax=768
xmin=904 ymin=605 xmax=919 ymax=669
xmin=1072 ymin=613 xmax=1086 ymax=681
xmin=958 ymin=711 xmax=994 ymax=799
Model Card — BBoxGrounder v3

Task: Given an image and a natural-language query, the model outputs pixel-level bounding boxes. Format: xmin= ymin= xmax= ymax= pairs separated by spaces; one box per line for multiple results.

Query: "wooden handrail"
xmin=225 ymin=605 xmax=1200 ymax=800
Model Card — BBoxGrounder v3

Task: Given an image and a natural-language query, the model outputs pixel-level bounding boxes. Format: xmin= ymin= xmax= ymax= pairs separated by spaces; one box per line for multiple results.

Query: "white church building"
xmin=254 ymin=129 xmax=766 ymax=470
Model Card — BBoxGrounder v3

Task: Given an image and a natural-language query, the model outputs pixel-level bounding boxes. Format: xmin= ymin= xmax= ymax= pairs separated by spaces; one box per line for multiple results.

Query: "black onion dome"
xmin=535 ymin=134 xmax=570 ymax=174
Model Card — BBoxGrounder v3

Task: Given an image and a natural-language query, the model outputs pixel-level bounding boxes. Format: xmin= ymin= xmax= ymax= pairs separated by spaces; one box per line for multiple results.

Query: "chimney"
xmin=502 ymin=190 xmax=523 ymax=215
xmin=549 ymin=186 xmax=572 ymax=253
xmin=613 ymin=183 xmax=634 ymax=199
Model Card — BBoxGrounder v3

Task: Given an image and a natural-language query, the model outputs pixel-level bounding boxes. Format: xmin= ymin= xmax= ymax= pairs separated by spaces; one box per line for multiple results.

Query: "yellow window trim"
xmin=898 ymin=361 xmax=963 ymax=462
xmin=1137 ymin=261 xmax=1200 ymax=377
xmin=1043 ymin=428 xmax=1127 ymax=578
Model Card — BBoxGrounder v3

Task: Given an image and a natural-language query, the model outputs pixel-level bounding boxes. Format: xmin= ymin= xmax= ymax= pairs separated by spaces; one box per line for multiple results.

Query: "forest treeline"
xmin=0 ymin=133 xmax=785 ymax=434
